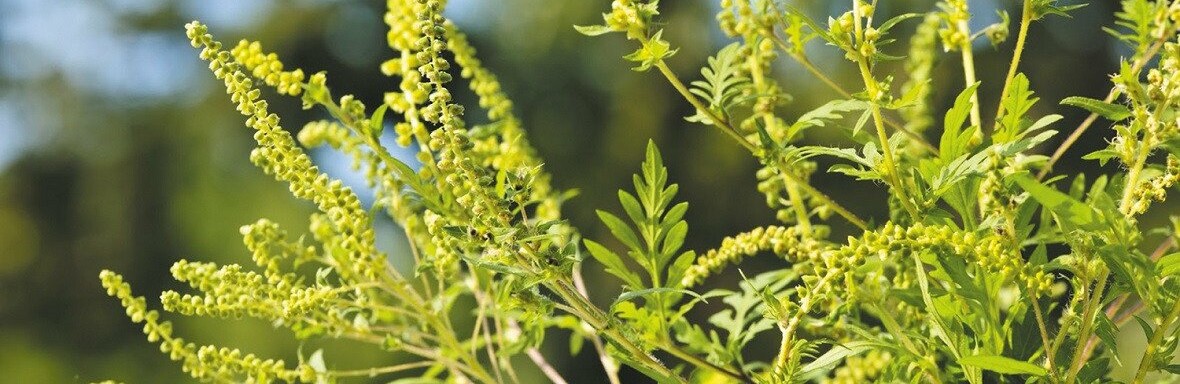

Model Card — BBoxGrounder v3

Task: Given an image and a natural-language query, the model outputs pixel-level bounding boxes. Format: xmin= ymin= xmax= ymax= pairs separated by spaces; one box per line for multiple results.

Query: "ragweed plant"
xmin=100 ymin=0 xmax=1180 ymax=383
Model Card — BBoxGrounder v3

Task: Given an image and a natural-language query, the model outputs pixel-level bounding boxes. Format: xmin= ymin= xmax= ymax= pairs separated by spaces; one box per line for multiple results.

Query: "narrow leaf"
xmin=574 ymin=24 xmax=615 ymax=36
xmin=1010 ymin=173 xmax=1103 ymax=231
xmin=797 ymin=341 xmax=876 ymax=377
xmin=585 ymin=240 xmax=643 ymax=287
xmin=960 ymin=354 xmax=1048 ymax=376
xmin=615 ymin=287 xmax=704 ymax=305
xmin=1061 ymin=96 xmax=1131 ymax=121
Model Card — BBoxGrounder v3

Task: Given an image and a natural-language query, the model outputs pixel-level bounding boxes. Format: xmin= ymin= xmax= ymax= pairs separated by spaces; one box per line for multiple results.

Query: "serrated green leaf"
xmin=889 ymin=78 xmax=928 ymax=109
xmin=941 ymin=83 xmax=980 ymax=161
xmin=789 ymin=99 xmax=869 ymax=138
xmin=685 ymin=43 xmax=750 ymax=125
xmin=661 ymin=202 xmax=688 ymax=229
xmin=960 ymin=354 xmax=1048 ymax=376
xmin=996 ymin=73 xmax=1038 ymax=144
xmin=667 ymin=251 xmax=696 ymax=289
xmin=1061 ymin=96 xmax=1131 ymax=121
xmin=1158 ymin=252 xmax=1180 ymax=277
xmin=1026 ymin=114 xmax=1063 ymax=133
xmin=1030 ymin=243 xmax=1048 ymax=266
xmin=1082 ymin=148 xmax=1120 ymax=165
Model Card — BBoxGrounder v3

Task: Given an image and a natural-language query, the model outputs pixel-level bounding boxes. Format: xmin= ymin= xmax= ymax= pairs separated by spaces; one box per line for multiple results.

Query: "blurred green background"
xmin=0 ymin=0 xmax=1173 ymax=382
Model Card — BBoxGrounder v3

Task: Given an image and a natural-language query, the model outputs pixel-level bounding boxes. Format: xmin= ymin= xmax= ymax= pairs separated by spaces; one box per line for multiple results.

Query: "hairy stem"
xmin=993 ymin=0 xmax=1033 ymax=131
xmin=846 ymin=1 xmax=919 ymax=219
xmin=572 ymin=264 xmax=622 ymax=384
xmin=871 ymin=304 xmax=944 ymax=384
xmin=766 ymin=34 xmax=939 ymax=154
xmin=1065 ymin=271 xmax=1109 ymax=384
xmin=1086 ymin=237 xmax=1178 ymax=360
xmin=747 ymin=50 xmax=812 ymax=235
xmin=1132 ymin=297 xmax=1180 ymax=383
xmin=956 ymin=20 xmax=983 ymax=129
xmin=1030 ymin=294 xmax=1060 ymax=382
xmin=855 ymin=56 xmax=921 ymax=219
xmin=651 ymin=61 xmax=757 ymax=153
xmin=773 ymin=269 xmax=839 ymax=377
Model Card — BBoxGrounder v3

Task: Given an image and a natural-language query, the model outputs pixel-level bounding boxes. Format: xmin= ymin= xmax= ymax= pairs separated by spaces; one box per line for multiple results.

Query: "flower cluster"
xmin=599 ymin=0 xmax=660 ymax=39
xmin=444 ymin=22 xmax=559 ymax=220
xmin=937 ymin=0 xmax=972 ymax=51
xmin=101 ymin=270 xmax=310 ymax=382
xmin=186 ymin=22 xmax=388 ymax=283
xmin=900 ymin=14 xmax=941 ymax=139
xmin=755 ymin=160 xmax=824 ymax=223
xmin=99 ymin=0 xmax=1180 ymax=382
xmin=229 ymin=40 xmax=305 ymax=96
xmin=1127 ymin=155 xmax=1180 ymax=215
xmin=856 ymin=222 xmax=1051 ymax=293
xmin=681 ymin=225 xmax=828 ymax=287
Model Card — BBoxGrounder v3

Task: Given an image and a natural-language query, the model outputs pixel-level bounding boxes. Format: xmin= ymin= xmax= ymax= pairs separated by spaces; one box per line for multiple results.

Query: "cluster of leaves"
xmin=98 ymin=0 xmax=1180 ymax=383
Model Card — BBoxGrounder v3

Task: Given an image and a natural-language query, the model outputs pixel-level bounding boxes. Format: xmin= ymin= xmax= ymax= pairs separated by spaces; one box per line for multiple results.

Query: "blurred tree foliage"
xmin=0 ymin=0 xmax=1171 ymax=382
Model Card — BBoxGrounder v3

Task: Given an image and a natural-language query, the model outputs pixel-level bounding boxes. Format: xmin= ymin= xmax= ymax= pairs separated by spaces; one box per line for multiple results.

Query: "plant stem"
xmin=526 ymin=347 xmax=569 ymax=384
xmin=776 ymin=158 xmax=870 ymax=231
xmin=993 ymin=0 xmax=1033 ymax=131
xmin=1132 ymin=297 xmax=1180 ymax=383
xmin=652 ymin=61 xmax=757 ymax=153
xmin=1065 ymin=272 xmax=1109 ymax=384
xmin=1086 ymin=238 xmax=1178 ymax=360
xmin=845 ymin=2 xmax=919 ymax=220
xmin=747 ymin=50 xmax=813 ymax=235
xmin=773 ymin=270 xmax=839 ymax=376
xmin=766 ymin=35 xmax=939 ymax=154
xmin=551 ymin=280 xmax=688 ymax=383
xmin=572 ymin=264 xmax=623 ymax=384
xmin=663 ymin=342 xmax=748 ymax=381
xmin=872 ymin=304 xmax=945 ymax=384
xmin=956 ymin=20 xmax=983 ymax=130
xmin=330 ymin=361 xmax=438 ymax=378
xmin=1120 ymin=138 xmax=1154 ymax=215
xmin=1030 ymin=294 xmax=1060 ymax=383
xmin=855 ymin=57 xmax=921 ymax=220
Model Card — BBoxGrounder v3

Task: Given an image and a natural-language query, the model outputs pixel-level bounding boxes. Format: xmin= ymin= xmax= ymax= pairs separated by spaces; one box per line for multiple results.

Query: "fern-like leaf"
xmin=586 ymin=140 xmax=695 ymax=305
xmin=686 ymin=43 xmax=751 ymax=125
